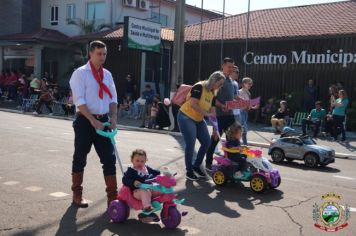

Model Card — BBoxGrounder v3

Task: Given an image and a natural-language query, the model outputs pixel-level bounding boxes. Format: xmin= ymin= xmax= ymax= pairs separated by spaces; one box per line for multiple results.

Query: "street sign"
xmin=124 ymin=16 xmax=161 ymax=53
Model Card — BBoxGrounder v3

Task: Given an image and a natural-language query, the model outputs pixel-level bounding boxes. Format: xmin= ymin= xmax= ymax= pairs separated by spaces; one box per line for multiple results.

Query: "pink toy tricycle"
xmin=108 ymin=170 xmax=186 ymax=229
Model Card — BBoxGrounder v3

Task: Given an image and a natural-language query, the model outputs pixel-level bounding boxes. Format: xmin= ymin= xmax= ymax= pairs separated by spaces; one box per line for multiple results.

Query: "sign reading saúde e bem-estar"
xmin=124 ymin=17 xmax=161 ymax=53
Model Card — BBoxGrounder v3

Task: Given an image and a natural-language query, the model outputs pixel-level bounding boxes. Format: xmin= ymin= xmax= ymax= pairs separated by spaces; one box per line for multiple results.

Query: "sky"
xmin=185 ymin=0 xmax=347 ymax=15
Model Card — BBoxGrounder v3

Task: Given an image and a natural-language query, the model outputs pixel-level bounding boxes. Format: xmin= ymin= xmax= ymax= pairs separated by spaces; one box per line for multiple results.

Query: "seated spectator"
xmin=302 ymin=101 xmax=326 ymax=137
xmin=148 ymin=100 xmax=159 ymax=129
xmin=6 ymin=71 xmax=18 ymax=101
xmin=118 ymin=96 xmax=130 ymax=118
xmin=129 ymin=97 xmax=145 ymax=119
xmin=261 ymin=98 xmax=277 ymax=124
xmin=0 ymin=70 xmax=6 ymax=96
xmin=29 ymin=76 xmax=41 ymax=95
xmin=52 ymin=87 xmax=60 ymax=101
xmin=140 ymin=84 xmax=155 ymax=128
xmin=33 ymin=81 xmax=53 ymax=115
xmin=156 ymin=96 xmax=171 ymax=130
xmin=62 ymin=90 xmax=75 ymax=116
xmin=271 ymin=100 xmax=290 ymax=134
xmin=324 ymin=113 xmax=334 ymax=136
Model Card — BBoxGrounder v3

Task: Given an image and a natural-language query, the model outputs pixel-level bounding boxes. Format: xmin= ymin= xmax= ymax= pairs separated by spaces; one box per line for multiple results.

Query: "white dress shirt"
xmin=232 ymin=80 xmax=240 ymax=116
xmin=69 ymin=62 xmax=118 ymax=115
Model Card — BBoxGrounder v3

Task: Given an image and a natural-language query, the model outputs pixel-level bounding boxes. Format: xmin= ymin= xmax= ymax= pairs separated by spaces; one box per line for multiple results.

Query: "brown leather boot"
xmin=71 ymin=172 xmax=89 ymax=208
xmin=104 ymin=175 xmax=118 ymax=207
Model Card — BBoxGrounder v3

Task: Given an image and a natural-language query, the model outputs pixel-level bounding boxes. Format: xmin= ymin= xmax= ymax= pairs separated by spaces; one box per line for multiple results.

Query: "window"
xmin=151 ymin=12 xmax=168 ymax=26
xmin=66 ymin=4 xmax=76 ymax=21
xmin=50 ymin=6 xmax=59 ymax=25
xmin=87 ymin=2 xmax=105 ymax=21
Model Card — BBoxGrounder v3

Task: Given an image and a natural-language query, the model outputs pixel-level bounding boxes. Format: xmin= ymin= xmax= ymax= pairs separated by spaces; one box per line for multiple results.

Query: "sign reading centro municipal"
xmin=124 ymin=16 xmax=161 ymax=53
xmin=243 ymin=50 xmax=356 ymax=67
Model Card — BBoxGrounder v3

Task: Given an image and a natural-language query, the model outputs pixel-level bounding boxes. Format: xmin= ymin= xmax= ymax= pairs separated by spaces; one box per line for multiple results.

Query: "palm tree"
xmin=67 ymin=18 xmax=112 ymax=34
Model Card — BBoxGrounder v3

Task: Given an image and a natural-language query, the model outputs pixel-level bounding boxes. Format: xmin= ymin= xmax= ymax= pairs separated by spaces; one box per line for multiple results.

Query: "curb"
xmin=1 ymin=108 xmax=355 ymax=160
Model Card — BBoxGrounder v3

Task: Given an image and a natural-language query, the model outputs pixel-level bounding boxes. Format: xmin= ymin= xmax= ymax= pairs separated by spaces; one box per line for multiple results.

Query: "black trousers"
xmin=206 ymin=115 xmax=236 ymax=166
xmin=72 ymin=115 xmax=116 ymax=176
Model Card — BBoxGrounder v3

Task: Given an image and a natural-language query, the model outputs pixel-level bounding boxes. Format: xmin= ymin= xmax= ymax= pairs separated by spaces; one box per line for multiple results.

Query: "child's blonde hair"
xmin=226 ymin=122 xmax=243 ymax=140
xmin=130 ymin=149 xmax=147 ymax=160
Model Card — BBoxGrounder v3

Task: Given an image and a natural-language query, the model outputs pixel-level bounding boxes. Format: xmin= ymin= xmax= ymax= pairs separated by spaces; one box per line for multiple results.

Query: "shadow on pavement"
xmin=176 ymin=179 xmax=284 ymax=219
xmin=337 ymin=140 xmax=356 ymax=153
xmin=54 ymin=204 xmax=188 ymax=236
xmin=178 ymin=180 xmax=241 ymax=218
xmin=272 ymin=160 xmax=341 ymax=173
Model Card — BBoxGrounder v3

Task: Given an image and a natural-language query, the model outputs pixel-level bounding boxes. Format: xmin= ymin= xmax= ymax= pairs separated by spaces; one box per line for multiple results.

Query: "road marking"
xmin=24 ymin=126 xmax=32 ymax=129
xmin=341 ymin=205 xmax=356 ymax=213
xmin=25 ymin=186 xmax=43 ymax=192
xmin=3 ymin=181 xmax=20 ymax=186
xmin=49 ymin=192 xmax=70 ymax=198
xmin=283 ymin=177 xmax=356 ymax=193
xmin=48 ymin=150 xmax=59 ymax=152
xmin=333 ymin=175 xmax=355 ymax=180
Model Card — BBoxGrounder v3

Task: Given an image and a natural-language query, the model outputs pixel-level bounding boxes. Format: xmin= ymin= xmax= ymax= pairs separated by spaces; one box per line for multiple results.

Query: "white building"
xmin=0 ymin=0 xmax=220 ymax=97
xmin=41 ymin=0 xmax=220 ymax=36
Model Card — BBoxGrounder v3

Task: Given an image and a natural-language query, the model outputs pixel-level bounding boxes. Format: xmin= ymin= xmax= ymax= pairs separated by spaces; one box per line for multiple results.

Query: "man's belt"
xmin=77 ymin=112 xmax=108 ymax=119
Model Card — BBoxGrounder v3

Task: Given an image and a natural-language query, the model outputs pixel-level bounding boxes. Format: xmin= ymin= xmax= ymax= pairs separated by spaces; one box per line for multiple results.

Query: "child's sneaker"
xmin=138 ymin=212 xmax=159 ymax=223
xmin=186 ymin=172 xmax=198 ymax=181
xmin=193 ymin=167 xmax=206 ymax=178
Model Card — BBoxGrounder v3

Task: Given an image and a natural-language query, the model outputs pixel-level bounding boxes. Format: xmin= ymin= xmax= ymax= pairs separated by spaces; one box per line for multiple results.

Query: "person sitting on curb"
xmin=302 ymin=101 xmax=326 ymax=137
xmin=271 ymin=100 xmax=289 ymax=134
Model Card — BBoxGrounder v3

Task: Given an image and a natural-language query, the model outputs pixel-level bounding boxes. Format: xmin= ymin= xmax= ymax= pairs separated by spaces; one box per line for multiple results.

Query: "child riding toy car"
xmin=210 ymin=140 xmax=281 ymax=193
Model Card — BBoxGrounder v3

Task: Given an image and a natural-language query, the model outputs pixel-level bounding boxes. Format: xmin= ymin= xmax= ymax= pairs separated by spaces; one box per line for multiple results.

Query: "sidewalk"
xmin=1 ymin=102 xmax=355 ymax=159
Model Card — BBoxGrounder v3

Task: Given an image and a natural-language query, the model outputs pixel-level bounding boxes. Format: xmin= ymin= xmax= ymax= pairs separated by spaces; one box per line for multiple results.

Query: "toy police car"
xmin=268 ymin=135 xmax=335 ymax=168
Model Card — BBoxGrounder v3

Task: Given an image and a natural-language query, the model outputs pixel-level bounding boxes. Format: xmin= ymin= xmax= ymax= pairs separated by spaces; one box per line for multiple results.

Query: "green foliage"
xmin=67 ymin=18 xmax=112 ymax=34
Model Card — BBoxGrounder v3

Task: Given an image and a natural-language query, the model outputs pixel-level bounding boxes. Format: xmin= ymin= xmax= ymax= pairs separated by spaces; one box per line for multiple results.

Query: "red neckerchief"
xmin=89 ymin=61 xmax=112 ymax=99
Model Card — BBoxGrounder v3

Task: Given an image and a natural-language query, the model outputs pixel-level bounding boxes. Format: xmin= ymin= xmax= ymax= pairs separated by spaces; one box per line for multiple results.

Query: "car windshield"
xmin=302 ymin=137 xmax=316 ymax=145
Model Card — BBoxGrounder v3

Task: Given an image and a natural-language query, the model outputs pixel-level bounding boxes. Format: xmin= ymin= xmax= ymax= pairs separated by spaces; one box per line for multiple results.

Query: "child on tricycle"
xmin=108 ymin=149 xmax=186 ymax=228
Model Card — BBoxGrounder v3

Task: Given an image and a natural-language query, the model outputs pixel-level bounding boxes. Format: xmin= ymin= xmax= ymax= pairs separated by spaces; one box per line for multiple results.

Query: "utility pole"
xmin=198 ymin=0 xmax=204 ymax=81
xmin=171 ymin=0 xmax=185 ymax=92
xmin=244 ymin=0 xmax=251 ymax=76
xmin=220 ymin=0 xmax=226 ymax=62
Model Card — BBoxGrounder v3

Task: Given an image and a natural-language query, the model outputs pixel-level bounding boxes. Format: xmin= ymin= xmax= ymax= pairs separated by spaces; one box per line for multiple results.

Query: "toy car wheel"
xmin=108 ymin=200 xmax=130 ymax=223
xmin=212 ymin=170 xmax=227 ymax=186
xmin=250 ymin=176 xmax=267 ymax=193
xmin=304 ymin=153 xmax=319 ymax=168
xmin=161 ymin=207 xmax=181 ymax=229
xmin=271 ymin=148 xmax=285 ymax=163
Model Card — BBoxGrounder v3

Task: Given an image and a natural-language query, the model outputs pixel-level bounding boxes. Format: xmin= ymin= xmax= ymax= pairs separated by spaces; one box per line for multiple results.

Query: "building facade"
xmin=40 ymin=0 xmax=220 ymax=36
xmin=183 ymin=1 xmax=356 ymax=121
xmin=0 ymin=0 xmax=220 ymax=95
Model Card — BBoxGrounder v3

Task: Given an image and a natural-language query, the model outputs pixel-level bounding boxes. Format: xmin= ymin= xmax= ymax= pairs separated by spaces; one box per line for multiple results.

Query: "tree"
xmin=67 ymin=18 xmax=111 ymax=34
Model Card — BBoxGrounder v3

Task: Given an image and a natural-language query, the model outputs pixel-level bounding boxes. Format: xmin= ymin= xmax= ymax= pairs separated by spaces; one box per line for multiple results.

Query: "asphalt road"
xmin=0 ymin=111 xmax=355 ymax=236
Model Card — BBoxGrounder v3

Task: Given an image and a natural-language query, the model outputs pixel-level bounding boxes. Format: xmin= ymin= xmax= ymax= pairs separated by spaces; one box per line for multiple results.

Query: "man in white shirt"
xmin=69 ymin=40 xmax=118 ymax=208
